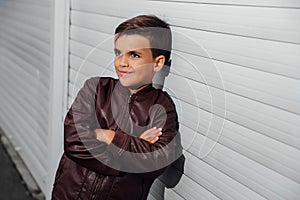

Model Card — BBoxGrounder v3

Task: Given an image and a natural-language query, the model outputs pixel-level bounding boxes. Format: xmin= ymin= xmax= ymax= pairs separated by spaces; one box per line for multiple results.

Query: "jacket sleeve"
xmin=106 ymin=95 xmax=181 ymax=178
xmin=64 ymin=77 xmax=120 ymax=176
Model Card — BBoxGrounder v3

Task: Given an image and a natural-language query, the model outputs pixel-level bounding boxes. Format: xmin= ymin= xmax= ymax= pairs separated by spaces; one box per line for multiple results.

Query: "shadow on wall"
xmin=151 ymin=64 xmax=185 ymax=199
xmin=151 ymin=155 xmax=185 ymax=200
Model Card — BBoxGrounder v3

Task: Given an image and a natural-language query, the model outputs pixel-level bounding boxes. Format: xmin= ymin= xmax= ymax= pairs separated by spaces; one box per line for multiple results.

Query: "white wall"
xmin=0 ymin=0 xmax=52 ymax=194
xmin=0 ymin=0 xmax=69 ymax=198
xmin=68 ymin=0 xmax=300 ymax=199
xmin=0 ymin=0 xmax=299 ymax=199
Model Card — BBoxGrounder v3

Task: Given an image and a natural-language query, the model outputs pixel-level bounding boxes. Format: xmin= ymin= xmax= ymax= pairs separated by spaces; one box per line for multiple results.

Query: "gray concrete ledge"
xmin=0 ymin=128 xmax=45 ymax=200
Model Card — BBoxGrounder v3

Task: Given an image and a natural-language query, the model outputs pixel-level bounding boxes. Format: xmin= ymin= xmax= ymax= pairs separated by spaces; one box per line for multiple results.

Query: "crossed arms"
xmin=64 ymin=78 xmax=179 ymax=177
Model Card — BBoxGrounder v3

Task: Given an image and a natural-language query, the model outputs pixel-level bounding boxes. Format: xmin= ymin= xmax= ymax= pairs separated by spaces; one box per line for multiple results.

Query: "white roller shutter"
xmin=68 ymin=0 xmax=300 ymax=199
xmin=0 ymin=0 xmax=51 ymax=194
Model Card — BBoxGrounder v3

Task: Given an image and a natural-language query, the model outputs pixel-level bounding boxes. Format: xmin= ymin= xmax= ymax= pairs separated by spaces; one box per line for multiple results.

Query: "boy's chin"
xmin=118 ymin=79 xmax=135 ymax=88
xmin=118 ymin=79 xmax=142 ymax=90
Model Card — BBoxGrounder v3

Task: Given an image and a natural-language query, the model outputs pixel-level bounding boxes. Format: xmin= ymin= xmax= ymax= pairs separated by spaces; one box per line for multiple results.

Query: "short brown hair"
xmin=115 ymin=15 xmax=172 ymax=66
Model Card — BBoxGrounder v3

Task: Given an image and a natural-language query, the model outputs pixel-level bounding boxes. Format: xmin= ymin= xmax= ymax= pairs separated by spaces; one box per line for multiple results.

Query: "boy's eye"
xmin=114 ymin=50 xmax=121 ymax=57
xmin=130 ymin=52 xmax=140 ymax=58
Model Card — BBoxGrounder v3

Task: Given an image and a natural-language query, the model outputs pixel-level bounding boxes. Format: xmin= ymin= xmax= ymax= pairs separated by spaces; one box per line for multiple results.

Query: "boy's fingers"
xmin=140 ymin=127 xmax=157 ymax=136
xmin=140 ymin=127 xmax=162 ymax=138
xmin=139 ymin=127 xmax=162 ymax=144
xmin=147 ymin=128 xmax=162 ymax=136
xmin=150 ymin=137 xmax=159 ymax=144
xmin=143 ymin=131 xmax=162 ymax=140
xmin=142 ymin=131 xmax=162 ymax=143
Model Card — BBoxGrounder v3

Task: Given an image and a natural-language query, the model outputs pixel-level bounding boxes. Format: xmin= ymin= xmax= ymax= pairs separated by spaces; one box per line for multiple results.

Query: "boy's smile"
xmin=114 ymin=34 xmax=163 ymax=92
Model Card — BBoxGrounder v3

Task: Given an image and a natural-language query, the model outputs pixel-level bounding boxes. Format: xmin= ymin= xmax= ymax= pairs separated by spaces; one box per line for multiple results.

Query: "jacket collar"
xmin=115 ymin=80 xmax=155 ymax=97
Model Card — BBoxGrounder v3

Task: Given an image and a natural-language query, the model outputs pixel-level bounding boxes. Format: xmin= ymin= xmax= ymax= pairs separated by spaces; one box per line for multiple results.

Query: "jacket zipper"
xmin=128 ymin=94 xmax=133 ymax=104
xmin=91 ymin=175 xmax=104 ymax=200
xmin=116 ymin=94 xmax=132 ymax=131
xmin=128 ymin=93 xmax=137 ymax=105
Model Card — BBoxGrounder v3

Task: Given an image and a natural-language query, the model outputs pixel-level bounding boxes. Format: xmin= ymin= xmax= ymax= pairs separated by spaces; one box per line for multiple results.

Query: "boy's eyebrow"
xmin=129 ymin=50 xmax=142 ymax=55
xmin=114 ymin=48 xmax=144 ymax=54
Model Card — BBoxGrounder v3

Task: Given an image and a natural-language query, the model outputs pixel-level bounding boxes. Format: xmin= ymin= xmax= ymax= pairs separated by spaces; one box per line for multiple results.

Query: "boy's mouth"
xmin=119 ymin=70 xmax=132 ymax=76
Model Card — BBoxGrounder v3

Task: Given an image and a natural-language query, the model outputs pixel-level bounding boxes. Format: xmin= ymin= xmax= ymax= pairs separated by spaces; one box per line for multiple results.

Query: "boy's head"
xmin=114 ymin=15 xmax=172 ymax=90
xmin=115 ymin=15 xmax=172 ymax=65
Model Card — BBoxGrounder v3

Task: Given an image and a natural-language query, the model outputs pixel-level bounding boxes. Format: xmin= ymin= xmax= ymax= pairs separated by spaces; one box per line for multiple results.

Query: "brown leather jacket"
xmin=51 ymin=77 xmax=180 ymax=200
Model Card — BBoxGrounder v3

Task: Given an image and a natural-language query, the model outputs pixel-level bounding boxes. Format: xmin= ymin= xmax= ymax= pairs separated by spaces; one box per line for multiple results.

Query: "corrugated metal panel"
xmin=0 ymin=0 xmax=51 ymax=193
xmin=145 ymin=1 xmax=300 ymax=43
xmin=71 ymin=0 xmax=300 ymax=43
xmin=68 ymin=0 xmax=300 ymax=199
xmin=148 ymin=0 xmax=300 ymax=8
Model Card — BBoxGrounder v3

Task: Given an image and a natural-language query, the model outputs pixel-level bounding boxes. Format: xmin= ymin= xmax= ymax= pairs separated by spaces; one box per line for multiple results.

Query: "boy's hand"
xmin=94 ymin=129 xmax=116 ymax=144
xmin=139 ymin=127 xmax=162 ymax=144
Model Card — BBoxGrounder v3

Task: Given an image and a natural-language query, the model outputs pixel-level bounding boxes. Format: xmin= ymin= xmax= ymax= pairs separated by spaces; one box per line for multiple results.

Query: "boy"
xmin=52 ymin=15 xmax=180 ymax=200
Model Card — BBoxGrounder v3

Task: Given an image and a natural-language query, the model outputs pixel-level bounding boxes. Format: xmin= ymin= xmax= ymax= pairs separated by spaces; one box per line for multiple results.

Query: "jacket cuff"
xmin=106 ymin=130 xmax=128 ymax=157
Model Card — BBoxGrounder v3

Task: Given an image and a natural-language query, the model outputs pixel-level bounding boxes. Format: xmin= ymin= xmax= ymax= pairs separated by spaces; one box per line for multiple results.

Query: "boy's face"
xmin=114 ymin=34 xmax=162 ymax=90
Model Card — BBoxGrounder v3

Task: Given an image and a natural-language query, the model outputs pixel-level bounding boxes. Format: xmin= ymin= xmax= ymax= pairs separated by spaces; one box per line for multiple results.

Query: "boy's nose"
xmin=119 ymin=55 xmax=129 ymax=67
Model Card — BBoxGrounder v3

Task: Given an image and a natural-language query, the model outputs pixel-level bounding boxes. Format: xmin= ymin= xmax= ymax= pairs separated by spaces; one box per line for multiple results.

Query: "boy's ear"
xmin=154 ymin=55 xmax=165 ymax=72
